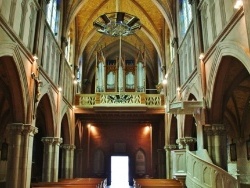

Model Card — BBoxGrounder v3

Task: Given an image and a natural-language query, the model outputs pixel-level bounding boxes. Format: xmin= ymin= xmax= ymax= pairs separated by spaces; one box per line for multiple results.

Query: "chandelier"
xmin=93 ymin=12 xmax=141 ymax=37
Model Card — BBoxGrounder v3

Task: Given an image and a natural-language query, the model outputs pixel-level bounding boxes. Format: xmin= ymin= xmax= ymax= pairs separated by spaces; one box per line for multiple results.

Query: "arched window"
xmin=46 ymin=0 xmax=61 ymax=36
xmin=179 ymin=0 xmax=192 ymax=38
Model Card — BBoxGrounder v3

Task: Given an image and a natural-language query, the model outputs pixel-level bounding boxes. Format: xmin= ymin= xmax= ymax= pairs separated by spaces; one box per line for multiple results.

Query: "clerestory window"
xmin=46 ymin=0 xmax=61 ymax=37
xmin=179 ymin=0 xmax=192 ymax=39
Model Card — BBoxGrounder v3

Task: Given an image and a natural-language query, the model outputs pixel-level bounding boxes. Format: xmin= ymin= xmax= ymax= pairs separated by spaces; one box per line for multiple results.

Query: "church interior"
xmin=0 ymin=0 xmax=250 ymax=187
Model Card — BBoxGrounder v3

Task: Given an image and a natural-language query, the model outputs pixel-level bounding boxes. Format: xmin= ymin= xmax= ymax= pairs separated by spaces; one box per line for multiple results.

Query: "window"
xmin=179 ymin=0 xmax=192 ymax=38
xmin=46 ymin=0 xmax=61 ymax=36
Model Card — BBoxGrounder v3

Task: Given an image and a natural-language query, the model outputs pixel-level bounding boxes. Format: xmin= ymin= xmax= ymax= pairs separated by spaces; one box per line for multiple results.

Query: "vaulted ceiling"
xmin=63 ymin=0 xmax=175 ymax=92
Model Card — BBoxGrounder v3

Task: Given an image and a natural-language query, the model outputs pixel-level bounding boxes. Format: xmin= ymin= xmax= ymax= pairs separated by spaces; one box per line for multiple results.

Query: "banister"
xmin=186 ymin=150 xmax=239 ymax=188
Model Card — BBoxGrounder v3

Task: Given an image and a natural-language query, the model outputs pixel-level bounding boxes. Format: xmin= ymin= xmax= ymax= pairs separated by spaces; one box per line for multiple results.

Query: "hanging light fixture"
xmin=93 ymin=12 xmax=141 ymax=37
xmin=93 ymin=0 xmax=141 ymax=37
xmin=93 ymin=0 xmax=141 ymax=100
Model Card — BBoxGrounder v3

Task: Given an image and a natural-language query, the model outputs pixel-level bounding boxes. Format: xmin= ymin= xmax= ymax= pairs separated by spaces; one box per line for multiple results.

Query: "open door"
xmin=111 ymin=156 xmax=129 ymax=187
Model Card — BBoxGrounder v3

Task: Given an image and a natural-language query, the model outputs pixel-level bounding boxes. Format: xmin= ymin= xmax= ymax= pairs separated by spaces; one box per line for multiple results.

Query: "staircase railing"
xmin=185 ymin=150 xmax=239 ymax=188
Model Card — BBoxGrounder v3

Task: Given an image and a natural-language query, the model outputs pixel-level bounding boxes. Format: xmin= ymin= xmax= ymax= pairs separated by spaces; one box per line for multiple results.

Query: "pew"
xmin=133 ymin=178 xmax=184 ymax=188
xmin=31 ymin=178 xmax=107 ymax=188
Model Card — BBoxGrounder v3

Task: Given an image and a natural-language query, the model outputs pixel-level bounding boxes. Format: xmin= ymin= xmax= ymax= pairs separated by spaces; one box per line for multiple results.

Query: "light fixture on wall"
xmin=1 ymin=139 xmax=8 ymax=161
xmin=234 ymin=0 xmax=243 ymax=9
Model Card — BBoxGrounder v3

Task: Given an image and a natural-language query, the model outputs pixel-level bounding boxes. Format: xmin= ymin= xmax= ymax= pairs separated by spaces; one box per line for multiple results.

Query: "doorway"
xmin=111 ymin=156 xmax=129 ymax=186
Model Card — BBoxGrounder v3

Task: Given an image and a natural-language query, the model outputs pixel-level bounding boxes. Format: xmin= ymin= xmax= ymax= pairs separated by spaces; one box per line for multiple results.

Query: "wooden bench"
xmin=31 ymin=178 xmax=107 ymax=188
xmin=133 ymin=178 xmax=184 ymax=188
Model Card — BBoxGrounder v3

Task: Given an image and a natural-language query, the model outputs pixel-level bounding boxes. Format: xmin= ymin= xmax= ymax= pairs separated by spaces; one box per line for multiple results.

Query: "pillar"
xmin=204 ymin=124 xmax=227 ymax=169
xmin=6 ymin=123 xmax=37 ymax=188
xmin=204 ymin=125 xmax=213 ymax=157
xmin=69 ymin=145 xmax=75 ymax=178
xmin=74 ymin=148 xmax=83 ymax=177
xmin=157 ymin=149 xmax=165 ymax=178
xmin=52 ymin=137 xmax=62 ymax=182
xmin=41 ymin=137 xmax=54 ymax=182
xmin=164 ymin=145 xmax=178 ymax=179
xmin=61 ymin=144 xmax=74 ymax=179
xmin=20 ymin=124 xmax=38 ymax=187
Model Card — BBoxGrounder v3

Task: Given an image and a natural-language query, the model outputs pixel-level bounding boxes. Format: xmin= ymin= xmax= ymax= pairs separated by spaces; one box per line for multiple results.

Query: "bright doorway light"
xmin=111 ymin=156 xmax=129 ymax=187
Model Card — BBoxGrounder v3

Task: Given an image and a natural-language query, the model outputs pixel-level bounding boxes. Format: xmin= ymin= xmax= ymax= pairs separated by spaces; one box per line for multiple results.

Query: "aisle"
xmin=107 ymin=182 xmax=133 ymax=188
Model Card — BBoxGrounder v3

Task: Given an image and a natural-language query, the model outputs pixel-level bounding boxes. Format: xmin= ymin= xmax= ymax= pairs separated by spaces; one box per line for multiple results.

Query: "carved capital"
xmin=22 ymin=124 xmax=38 ymax=136
xmin=7 ymin=123 xmax=25 ymax=135
xmin=53 ymin=137 xmax=63 ymax=146
xmin=164 ymin=144 xmax=178 ymax=151
xmin=61 ymin=144 xmax=72 ymax=150
xmin=41 ymin=137 xmax=54 ymax=145
xmin=177 ymin=137 xmax=197 ymax=147
xmin=204 ymin=124 xmax=225 ymax=136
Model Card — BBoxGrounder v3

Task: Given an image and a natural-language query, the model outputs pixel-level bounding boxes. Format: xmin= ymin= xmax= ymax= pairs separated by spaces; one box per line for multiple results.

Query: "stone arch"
xmin=183 ymin=94 xmax=197 ymax=151
xmin=0 ymin=43 xmax=29 ymax=123
xmin=207 ymin=41 xmax=250 ymax=115
xmin=36 ymin=93 xmax=55 ymax=136
xmin=32 ymin=93 xmax=55 ymax=182
xmin=61 ymin=112 xmax=70 ymax=144
xmin=169 ymin=115 xmax=178 ymax=145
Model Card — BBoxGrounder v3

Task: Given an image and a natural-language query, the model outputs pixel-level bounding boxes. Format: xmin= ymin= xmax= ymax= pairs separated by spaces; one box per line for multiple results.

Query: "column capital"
xmin=164 ymin=144 xmax=178 ymax=151
xmin=61 ymin=144 xmax=72 ymax=150
xmin=7 ymin=123 xmax=25 ymax=134
xmin=41 ymin=137 xmax=55 ymax=145
xmin=177 ymin=137 xmax=197 ymax=148
xmin=70 ymin=145 xmax=76 ymax=150
xmin=22 ymin=124 xmax=38 ymax=136
xmin=204 ymin=124 xmax=225 ymax=136
xmin=53 ymin=137 xmax=63 ymax=146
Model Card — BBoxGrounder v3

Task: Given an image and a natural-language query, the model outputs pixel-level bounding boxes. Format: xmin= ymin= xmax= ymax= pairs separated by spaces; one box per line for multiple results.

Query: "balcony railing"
xmin=75 ymin=92 xmax=165 ymax=108
xmin=186 ymin=150 xmax=239 ymax=188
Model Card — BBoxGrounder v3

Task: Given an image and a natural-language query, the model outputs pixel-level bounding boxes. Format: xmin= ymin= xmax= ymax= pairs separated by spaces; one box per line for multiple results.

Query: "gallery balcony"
xmin=74 ymin=92 xmax=165 ymax=112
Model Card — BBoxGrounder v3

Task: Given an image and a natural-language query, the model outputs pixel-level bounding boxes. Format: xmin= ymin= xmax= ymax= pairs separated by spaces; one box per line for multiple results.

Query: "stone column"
xmin=41 ymin=137 xmax=54 ymax=182
xmin=51 ymin=137 xmax=62 ymax=182
xmin=20 ymin=125 xmax=38 ymax=187
xmin=6 ymin=124 xmax=23 ymax=188
xmin=69 ymin=145 xmax=75 ymax=178
xmin=164 ymin=145 xmax=178 ymax=179
xmin=60 ymin=144 xmax=71 ymax=179
xmin=74 ymin=148 xmax=83 ymax=177
xmin=204 ymin=125 xmax=213 ymax=157
xmin=6 ymin=123 xmax=37 ymax=188
xmin=204 ymin=124 xmax=226 ymax=169
xmin=157 ymin=149 xmax=165 ymax=178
